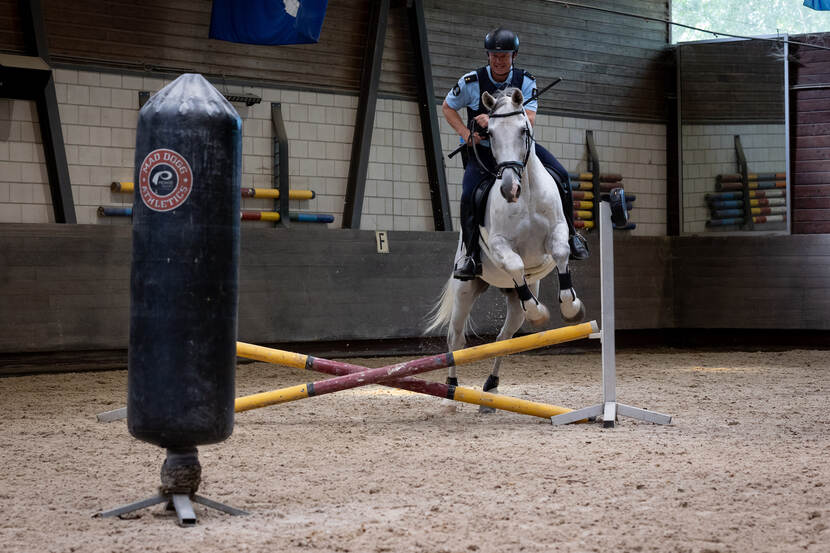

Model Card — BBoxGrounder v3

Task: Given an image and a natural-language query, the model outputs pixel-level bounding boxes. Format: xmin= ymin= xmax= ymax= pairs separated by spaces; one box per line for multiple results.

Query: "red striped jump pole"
xmin=234 ymin=322 xmax=597 ymax=415
xmin=96 ymin=322 xmax=596 ymax=424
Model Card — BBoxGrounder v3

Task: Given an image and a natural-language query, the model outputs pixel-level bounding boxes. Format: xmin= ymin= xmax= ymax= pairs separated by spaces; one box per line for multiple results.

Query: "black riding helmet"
xmin=484 ymin=27 xmax=519 ymax=53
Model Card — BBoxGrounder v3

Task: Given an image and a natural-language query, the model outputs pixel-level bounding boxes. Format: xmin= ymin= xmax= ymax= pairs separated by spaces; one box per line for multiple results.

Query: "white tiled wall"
xmin=681 ymin=124 xmax=786 ymax=234
xmin=0 ymin=99 xmax=52 ymax=223
xmin=534 ymin=115 xmax=666 ymax=236
xmin=0 ymin=68 xmax=668 ymax=236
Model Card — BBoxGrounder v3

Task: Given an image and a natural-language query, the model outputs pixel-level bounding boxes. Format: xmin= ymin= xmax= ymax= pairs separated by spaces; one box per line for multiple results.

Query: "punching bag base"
xmin=94 ymin=447 xmax=248 ymax=527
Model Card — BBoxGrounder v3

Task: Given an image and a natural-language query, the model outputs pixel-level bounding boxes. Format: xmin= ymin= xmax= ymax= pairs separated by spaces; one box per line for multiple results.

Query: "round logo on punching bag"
xmin=138 ymin=148 xmax=193 ymax=212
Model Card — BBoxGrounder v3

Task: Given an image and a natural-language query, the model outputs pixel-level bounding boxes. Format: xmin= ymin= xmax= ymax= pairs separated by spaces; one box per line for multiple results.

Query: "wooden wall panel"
xmin=25 ymin=0 xmax=669 ymax=120
xmin=37 ymin=0 xmax=415 ymax=95
xmin=11 ymin=225 xmax=830 ymax=355
xmin=0 ymin=224 xmax=674 ymax=356
xmin=790 ymin=33 xmax=830 ymax=234
xmin=679 ymin=39 xmax=785 ymax=124
xmin=424 ymin=0 xmax=670 ymax=121
xmin=3 ymin=225 xmax=830 ymax=360
xmin=0 ymin=0 xmax=26 ymax=53
xmin=672 ymin=235 xmax=830 ymax=328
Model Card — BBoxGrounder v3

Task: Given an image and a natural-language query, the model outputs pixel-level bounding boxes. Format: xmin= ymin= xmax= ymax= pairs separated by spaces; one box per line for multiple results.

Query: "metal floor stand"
xmin=551 ymin=200 xmax=672 ymax=428
xmin=95 ymin=447 xmax=247 ymax=527
xmin=96 ymin=491 xmax=247 ymax=527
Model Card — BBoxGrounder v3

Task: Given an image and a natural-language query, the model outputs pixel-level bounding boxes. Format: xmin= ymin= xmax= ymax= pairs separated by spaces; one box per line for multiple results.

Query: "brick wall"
xmin=681 ymin=123 xmax=786 ymax=233
xmin=0 ymin=99 xmax=52 ymax=223
xmin=0 ymin=67 xmax=667 ymax=236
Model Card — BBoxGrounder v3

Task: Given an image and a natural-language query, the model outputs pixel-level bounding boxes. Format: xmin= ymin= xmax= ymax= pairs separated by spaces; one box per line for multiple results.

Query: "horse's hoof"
xmin=527 ymin=305 xmax=550 ymax=327
xmin=478 ymin=405 xmax=496 ymax=414
xmin=525 ymin=303 xmax=550 ymax=327
xmin=561 ymin=299 xmax=585 ymax=323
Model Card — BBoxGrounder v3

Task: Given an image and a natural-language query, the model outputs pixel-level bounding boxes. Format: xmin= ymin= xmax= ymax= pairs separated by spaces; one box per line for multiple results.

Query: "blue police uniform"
xmin=445 ymin=65 xmax=571 ymax=206
xmin=445 ymin=64 xmax=580 ymax=279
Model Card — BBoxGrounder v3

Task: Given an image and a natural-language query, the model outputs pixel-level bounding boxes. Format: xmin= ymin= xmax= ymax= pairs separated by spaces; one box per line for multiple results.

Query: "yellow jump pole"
xmin=237 ymin=342 xmax=577 ymax=419
xmin=240 ymin=188 xmax=315 ymax=200
xmin=234 ymin=321 xmax=597 ymax=414
xmin=112 ymin=182 xmax=315 ymax=200
xmin=97 ymin=324 xmax=595 ymax=424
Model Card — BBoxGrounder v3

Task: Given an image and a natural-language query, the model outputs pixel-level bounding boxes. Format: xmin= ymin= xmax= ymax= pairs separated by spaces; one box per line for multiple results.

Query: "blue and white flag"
xmin=804 ymin=0 xmax=830 ymax=10
xmin=210 ymin=0 xmax=328 ymax=45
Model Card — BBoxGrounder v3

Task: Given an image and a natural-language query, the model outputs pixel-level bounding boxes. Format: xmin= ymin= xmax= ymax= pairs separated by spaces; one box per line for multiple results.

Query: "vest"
xmin=465 ymin=66 xmax=530 ymax=135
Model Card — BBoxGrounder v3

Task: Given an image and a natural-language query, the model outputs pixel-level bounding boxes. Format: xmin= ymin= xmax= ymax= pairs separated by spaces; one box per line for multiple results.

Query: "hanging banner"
xmin=210 ymin=0 xmax=328 ymax=45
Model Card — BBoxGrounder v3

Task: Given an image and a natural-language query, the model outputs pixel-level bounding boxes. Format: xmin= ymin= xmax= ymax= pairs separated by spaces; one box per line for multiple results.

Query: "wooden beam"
xmin=342 ymin=0 xmax=389 ymax=229
xmin=36 ymin=73 xmax=76 ymax=223
xmin=15 ymin=0 xmax=75 ymax=223
xmin=408 ymin=0 xmax=452 ymax=231
xmin=271 ymin=103 xmax=290 ymax=228
xmin=17 ymin=0 xmax=50 ymax=61
xmin=666 ymin=46 xmax=680 ymax=236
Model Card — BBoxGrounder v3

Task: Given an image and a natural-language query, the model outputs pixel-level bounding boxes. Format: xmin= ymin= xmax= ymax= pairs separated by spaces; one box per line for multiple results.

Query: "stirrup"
xmin=453 ymin=255 xmax=481 ymax=280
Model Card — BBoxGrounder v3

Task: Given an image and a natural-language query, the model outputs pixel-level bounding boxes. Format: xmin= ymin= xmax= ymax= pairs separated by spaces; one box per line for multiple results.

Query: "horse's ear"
xmin=482 ymin=91 xmax=496 ymax=111
xmin=511 ymin=88 xmax=524 ymax=106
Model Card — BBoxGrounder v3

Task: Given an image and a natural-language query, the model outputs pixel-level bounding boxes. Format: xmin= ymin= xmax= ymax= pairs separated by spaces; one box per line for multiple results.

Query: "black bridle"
xmin=469 ymin=107 xmax=534 ymax=182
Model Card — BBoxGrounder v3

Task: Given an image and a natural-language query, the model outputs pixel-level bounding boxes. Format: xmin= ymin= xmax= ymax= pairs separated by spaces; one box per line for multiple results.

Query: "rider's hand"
xmin=474 ymin=114 xmax=490 ymax=128
xmin=465 ymin=132 xmax=482 ymax=145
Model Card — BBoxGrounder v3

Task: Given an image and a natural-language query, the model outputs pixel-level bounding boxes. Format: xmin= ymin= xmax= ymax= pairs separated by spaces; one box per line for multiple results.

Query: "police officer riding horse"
xmin=442 ymin=27 xmax=589 ymax=280
xmin=428 ymin=28 xmax=588 ymax=409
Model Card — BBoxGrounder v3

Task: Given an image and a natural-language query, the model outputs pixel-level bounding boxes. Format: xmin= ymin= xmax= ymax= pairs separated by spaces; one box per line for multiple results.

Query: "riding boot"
xmin=453 ymin=197 xmax=482 ymax=280
xmin=547 ymin=167 xmax=590 ymax=261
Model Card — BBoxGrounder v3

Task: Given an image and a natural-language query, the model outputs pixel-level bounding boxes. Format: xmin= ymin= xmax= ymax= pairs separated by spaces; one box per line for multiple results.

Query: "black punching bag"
xmin=128 ymin=73 xmax=241 ymax=448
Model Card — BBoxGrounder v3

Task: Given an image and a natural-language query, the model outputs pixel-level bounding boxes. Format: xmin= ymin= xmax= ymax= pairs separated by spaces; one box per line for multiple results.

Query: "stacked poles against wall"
xmin=707 ymin=173 xmax=787 ymax=227
xmin=579 ymin=129 xmax=636 ymax=232
xmin=706 ymin=136 xmax=787 ymax=229
xmin=101 ymin=181 xmax=333 ymax=223
xmin=570 ymin=172 xmax=636 ymax=231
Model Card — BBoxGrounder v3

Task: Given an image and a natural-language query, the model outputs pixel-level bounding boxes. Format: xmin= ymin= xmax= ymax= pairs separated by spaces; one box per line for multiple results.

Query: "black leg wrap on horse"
xmin=515 ymin=283 xmax=534 ymax=302
xmin=483 ymin=375 xmax=500 ymax=393
xmin=446 ymin=376 xmax=458 ymax=387
xmin=557 ymin=269 xmax=573 ymax=291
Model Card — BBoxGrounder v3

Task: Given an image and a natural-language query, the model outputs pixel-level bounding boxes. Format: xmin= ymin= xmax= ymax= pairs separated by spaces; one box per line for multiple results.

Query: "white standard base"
xmin=550 ymin=401 xmax=672 ymax=427
xmin=549 ymin=200 xmax=673 ymax=429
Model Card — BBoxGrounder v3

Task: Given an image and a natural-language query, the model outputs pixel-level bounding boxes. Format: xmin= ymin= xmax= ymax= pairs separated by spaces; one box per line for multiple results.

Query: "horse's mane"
xmin=490 ymin=88 xmax=520 ymax=111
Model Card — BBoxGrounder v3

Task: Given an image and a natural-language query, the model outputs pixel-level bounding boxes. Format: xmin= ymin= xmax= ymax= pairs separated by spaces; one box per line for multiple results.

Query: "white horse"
xmin=427 ymin=87 xmax=585 ymax=411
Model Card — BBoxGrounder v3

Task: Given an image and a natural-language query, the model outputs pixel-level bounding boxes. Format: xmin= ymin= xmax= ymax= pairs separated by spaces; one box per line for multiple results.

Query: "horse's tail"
xmin=424 ymin=276 xmax=455 ymax=334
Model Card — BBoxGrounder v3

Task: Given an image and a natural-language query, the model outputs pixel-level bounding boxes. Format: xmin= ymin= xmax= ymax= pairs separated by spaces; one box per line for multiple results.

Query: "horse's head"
xmin=482 ymin=88 xmax=531 ymax=203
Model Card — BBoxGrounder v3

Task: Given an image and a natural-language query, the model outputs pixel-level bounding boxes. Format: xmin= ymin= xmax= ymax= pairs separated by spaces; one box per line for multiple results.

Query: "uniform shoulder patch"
xmin=464 ymin=73 xmax=478 ymax=84
xmin=524 ymin=71 xmax=536 ymax=81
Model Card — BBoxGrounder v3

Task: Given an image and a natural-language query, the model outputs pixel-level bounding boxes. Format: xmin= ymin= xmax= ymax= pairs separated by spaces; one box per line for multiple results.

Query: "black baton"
xmin=524 ymin=77 xmax=562 ymax=106
xmin=448 ymin=142 xmax=465 ymax=159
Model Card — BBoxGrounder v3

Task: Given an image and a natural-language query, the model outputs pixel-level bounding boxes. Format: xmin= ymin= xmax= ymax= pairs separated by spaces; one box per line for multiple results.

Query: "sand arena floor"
xmin=0 ymin=348 xmax=828 ymax=552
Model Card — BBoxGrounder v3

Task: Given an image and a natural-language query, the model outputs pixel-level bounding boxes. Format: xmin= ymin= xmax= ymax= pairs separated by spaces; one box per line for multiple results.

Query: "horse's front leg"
xmin=479 ymin=288 xmax=526 ymax=414
xmin=443 ymin=278 xmax=488 ymax=412
xmin=548 ymin=222 xmax=585 ymax=323
xmin=488 ymin=237 xmax=549 ymax=325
